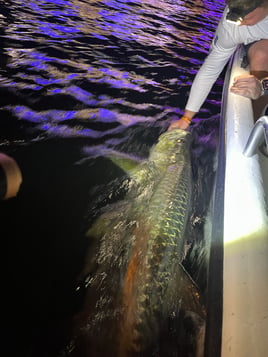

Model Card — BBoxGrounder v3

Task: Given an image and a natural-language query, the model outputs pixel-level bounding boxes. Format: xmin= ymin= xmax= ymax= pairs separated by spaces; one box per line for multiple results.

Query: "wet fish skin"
xmin=118 ymin=129 xmax=195 ymax=354
xmin=69 ymin=129 xmax=205 ymax=357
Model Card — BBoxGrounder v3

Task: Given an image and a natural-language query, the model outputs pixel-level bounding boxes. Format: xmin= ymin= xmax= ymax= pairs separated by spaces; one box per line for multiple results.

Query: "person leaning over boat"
xmin=168 ymin=0 xmax=268 ymax=131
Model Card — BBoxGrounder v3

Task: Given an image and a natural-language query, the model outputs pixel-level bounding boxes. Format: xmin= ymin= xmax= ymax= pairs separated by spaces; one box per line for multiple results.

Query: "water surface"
xmin=0 ymin=0 xmax=225 ymax=356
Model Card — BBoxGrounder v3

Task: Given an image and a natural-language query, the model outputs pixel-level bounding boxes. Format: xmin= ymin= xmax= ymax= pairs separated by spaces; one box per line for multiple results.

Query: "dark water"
xmin=0 ymin=0 xmax=225 ymax=356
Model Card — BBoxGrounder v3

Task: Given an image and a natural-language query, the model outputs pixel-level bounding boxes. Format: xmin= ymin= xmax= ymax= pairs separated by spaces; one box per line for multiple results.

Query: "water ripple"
xmin=0 ymin=0 xmax=224 ymax=144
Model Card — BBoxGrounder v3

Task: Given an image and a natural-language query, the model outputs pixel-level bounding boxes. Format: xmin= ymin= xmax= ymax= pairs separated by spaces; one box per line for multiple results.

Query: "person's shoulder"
xmin=220 ymin=6 xmax=233 ymax=28
xmin=222 ymin=6 xmax=229 ymax=20
xmin=217 ymin=6 xmax=237 ymax=36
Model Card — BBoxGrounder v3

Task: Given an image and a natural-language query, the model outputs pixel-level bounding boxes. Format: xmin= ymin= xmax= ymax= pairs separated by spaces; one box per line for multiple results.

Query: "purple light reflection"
xmin=35 ymin=21 xmax=80 ymax=38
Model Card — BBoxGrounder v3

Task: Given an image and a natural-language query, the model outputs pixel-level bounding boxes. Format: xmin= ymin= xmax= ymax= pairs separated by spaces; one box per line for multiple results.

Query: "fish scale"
xmin=119 ymin=130 xmax=194 ymax=354
xmin=70 ymin=129 xmax=205 ymax=357
xmin=149 ymin=162 xmax=191 ymax=240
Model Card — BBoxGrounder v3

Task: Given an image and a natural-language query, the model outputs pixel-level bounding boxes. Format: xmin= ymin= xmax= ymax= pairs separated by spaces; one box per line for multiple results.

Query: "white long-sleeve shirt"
xmin=186 ymin=7 xmax=268 ymax=113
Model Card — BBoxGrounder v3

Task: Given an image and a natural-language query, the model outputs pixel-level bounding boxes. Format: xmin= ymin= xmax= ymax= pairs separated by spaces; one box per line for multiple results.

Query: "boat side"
xmin=221 ymin=45 xmax=268 ymax=357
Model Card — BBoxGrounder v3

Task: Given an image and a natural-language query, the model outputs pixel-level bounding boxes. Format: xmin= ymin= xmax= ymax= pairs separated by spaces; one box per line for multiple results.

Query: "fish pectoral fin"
xmin=107 ymin=154 xmax=143 ymax=173
xmin=165 ymin=264 xmax=206 ymax=356
xmin=98 ymin=148 xmax=145 ymax=173
xmin=176 ymin=263 xmax=206 ymax=319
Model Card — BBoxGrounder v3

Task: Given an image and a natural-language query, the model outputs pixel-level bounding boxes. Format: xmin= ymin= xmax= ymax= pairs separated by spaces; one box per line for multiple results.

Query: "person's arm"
xmin=169 ymin=7 xmax=237 ymax=130
xmin=230 ymin=75 xmax=268 ymax=99
xmin=168 ymin=109 xmax=195 ymax=131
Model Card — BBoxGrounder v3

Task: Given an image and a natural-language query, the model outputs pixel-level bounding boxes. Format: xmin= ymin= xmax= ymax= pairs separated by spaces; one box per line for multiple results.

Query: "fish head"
xmin=150 ymin=129 xmax=192 ymax=165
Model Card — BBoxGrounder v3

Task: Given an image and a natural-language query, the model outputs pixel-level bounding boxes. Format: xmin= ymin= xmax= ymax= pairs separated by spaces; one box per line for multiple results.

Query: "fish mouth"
xmin=160 ymin=128 xmax=192 ymax=143
xmin=152 ymin=128 xmax=192 ymax=156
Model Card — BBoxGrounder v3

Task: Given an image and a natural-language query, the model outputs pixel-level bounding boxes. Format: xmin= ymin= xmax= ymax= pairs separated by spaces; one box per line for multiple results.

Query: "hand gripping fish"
xmin=67 ymin=129 xmax=206 ymax=357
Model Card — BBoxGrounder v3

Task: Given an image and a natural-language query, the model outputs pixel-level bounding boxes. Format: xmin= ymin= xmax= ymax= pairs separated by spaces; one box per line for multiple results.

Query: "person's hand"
xmin=168 ymin=117 xmax=190 ymax=131
xmin=230 ymin=74 xmax=263 ymax=100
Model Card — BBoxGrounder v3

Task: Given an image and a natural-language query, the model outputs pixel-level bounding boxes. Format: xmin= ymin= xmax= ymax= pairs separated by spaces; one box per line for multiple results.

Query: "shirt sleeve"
xmin=185 ymin=8 xmax=238 ymax=113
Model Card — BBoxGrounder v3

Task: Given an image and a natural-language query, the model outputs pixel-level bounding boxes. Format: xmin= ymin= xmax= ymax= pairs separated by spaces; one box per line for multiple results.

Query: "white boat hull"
xmin=221 ymin=46 xmax=268 ymax=357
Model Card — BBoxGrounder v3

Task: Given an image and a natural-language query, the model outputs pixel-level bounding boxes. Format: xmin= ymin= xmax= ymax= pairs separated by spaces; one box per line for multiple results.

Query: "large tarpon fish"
xmin=64 ymin=129 xmax=206 ymax=357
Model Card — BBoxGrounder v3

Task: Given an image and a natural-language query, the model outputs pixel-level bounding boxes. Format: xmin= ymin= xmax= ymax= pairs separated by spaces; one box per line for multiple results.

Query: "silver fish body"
xmin=119 ymin=129 xmax=194 ymax=354
xmin=68 ymin=129 xmax=205 ymax=357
